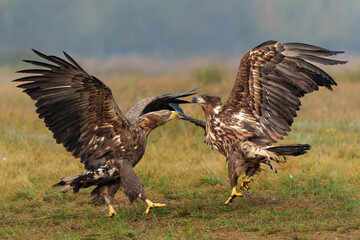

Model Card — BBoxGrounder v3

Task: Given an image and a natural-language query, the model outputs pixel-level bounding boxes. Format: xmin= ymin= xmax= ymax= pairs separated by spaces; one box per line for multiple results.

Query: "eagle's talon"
xmin=240 ymin=177 xmax=253 ymax=191
xmin=105 ymin=211 xmax=118 ymax=218
xmin=224 ymin=196 xmax=235 ymax=205
xmin=145 ymin=199 xmax=166 ymax=215
xmin=145 ymin=206 xmax=152 ymax=215
xmin=224 ymin=187 xmax=244 ymax=205
xmin=105 ymin=204 xmax=118 ymax=218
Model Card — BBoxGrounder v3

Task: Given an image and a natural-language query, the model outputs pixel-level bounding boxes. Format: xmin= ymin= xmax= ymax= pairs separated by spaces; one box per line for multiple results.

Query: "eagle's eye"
xmin=202 ymin=96 xmax=208 ymax=101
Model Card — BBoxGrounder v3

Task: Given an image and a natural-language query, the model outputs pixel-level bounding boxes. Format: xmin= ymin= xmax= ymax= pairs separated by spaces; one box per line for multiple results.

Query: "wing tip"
xmin=336 ymin=59 xmax=348 ymax=65
xmin=175 ymin=84 xmax=205 ymax=98
xmin=31 ymin=48 xmax=45 ymax=57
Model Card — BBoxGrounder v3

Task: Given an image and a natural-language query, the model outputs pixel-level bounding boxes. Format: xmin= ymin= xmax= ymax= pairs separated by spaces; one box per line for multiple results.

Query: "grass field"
xmin=0 ymin=62 xmax=359 ymax=239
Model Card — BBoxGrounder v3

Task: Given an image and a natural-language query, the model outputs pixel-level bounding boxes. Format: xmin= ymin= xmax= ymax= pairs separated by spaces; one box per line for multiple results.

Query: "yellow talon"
xmin=145 ymin=199 xmax=166 ymax=214
xmin=240 ymin=177 xmax=253 ymax=191
xmin=224 ymin=187 xmax=244 ymax=205
xmin=105 ymin=204 xmax=118 ymax=218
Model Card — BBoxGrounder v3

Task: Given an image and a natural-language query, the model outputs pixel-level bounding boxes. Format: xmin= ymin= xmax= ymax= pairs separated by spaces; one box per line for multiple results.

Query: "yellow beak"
xmin=169 ymin=111 xmax=180 ymax=120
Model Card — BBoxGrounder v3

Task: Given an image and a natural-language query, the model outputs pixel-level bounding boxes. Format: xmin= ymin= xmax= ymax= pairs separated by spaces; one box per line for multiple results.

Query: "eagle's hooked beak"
xmin=191 ymin=96 xmax=204 ymax=104
xmin=169 ymin=111 xmax=180 ymax=120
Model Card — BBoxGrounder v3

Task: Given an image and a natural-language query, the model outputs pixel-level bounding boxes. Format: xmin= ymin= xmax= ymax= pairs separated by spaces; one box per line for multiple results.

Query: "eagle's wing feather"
xmin=125 ymin=85 xmax=201 ymax=124
xmin=14 ymin=49 xmax=131 ymax=170
xmin=221 ymin=40 xmax=346 ymax=145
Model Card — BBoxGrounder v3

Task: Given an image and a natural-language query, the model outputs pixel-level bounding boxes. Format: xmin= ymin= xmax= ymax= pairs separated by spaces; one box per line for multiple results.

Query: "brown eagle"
xmin=186 ymin=40 xmax=346 ymax=204
xmin=13 ymin=49 xmax=199 ymax=217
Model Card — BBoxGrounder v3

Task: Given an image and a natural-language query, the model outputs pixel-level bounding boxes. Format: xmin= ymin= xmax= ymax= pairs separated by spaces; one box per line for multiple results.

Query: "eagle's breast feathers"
xmin=205 ymin=108 xmax=259 ymax=157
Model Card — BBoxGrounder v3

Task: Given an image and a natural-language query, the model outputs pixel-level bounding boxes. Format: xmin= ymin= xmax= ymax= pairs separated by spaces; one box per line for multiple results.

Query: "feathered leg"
xmin=224 ymin=149 xmax=245 ymax=205
xmin=91 ymin=181 xmax=121 ymax=217
xmin=118 ymin=160 xmax=166 ymax=214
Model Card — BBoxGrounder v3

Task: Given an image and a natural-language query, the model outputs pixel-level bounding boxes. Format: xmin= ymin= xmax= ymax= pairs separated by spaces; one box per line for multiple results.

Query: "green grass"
xmin=0 ymin=66 xmax=359 ymax=239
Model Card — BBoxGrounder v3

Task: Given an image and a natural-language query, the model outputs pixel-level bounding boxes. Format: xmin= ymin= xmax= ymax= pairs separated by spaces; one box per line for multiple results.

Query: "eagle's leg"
xmin=118 ymin=159 xmax=166 ymax=214
xmin=91 ymin=181 xmax=121 ymax=218
xmin=105 ymin=182 xmax=121 ymax=217
xmin=224 ymin=150 xmax=245 ymax=205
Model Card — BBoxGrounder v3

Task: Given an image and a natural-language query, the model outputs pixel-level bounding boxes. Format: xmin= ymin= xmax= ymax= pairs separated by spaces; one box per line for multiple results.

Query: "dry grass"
xmin=0 ymin=64 xmax=359 ymax=239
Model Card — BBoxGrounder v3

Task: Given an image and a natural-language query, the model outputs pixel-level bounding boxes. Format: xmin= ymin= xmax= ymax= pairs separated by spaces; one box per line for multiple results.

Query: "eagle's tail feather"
xmin=52 ymin=171 xmax=87 ymax=193
xmin=53 ymin=172 xmax=82 ymax=187
xmin=58 ymin=185 xmax=72 ymax=193
xmin=266 ymin=144 xmax=311 ymax=156
xmin=52 ymin=163 xmax=119 ymax=193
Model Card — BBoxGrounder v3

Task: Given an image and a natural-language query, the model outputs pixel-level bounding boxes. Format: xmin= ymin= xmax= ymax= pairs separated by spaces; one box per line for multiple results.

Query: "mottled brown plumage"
xmin=14 ymin=49 xmax=199 ymax=216
xmin=188 ymin=40 xmax=346 ymax=204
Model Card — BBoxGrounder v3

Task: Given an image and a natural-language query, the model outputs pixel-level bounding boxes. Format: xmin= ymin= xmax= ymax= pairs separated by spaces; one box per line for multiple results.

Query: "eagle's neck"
xmin=133 ymin=117 xmax=165 ymax=138
xmin=201 ymin=104 xmax=222 ymax=120
xmin=203 ymin=104 xmax=235 ymax=157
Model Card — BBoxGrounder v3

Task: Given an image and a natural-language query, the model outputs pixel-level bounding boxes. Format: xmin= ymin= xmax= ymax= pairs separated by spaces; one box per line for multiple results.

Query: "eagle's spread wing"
xmin=125 ymin=86 xmax=200 ymax=124
xmin=14 ymin=49 xmax=131 ymax=169
xmin=221 ymin=40 xmax=346 ymax=145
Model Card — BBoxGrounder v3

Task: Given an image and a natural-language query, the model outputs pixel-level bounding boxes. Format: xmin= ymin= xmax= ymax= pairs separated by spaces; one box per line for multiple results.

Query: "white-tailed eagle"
xmin=184 ymin=40 xmax=346 ymax=204
xmin=14 ymin=50 xmax=199 ymax=216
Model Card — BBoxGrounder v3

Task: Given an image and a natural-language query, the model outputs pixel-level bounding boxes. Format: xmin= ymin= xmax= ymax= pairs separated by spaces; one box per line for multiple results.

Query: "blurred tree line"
xmin=0 ymin=0 xmax=359 ymax=59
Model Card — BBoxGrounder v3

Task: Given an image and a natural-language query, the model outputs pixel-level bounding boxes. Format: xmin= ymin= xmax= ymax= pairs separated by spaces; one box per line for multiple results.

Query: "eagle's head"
xmin=191 ymin=95 xmax=221 ymax=105
xmin=137 ymin=110 xmax=179 ymax=134
xmin=191 ymin=95 xmax=222 ymax=116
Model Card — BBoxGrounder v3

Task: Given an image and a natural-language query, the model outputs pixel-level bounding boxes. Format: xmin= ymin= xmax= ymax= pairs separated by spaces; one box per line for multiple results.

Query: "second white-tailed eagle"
xmin=186 ymin=40 xmax=346 ymax=204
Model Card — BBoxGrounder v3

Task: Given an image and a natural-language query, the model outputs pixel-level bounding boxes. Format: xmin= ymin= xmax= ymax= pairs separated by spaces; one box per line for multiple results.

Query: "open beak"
xmin=169 ymin=111 xmax=180 ymax=120
xmin=192 ymin=96 xmax=205 ymax=103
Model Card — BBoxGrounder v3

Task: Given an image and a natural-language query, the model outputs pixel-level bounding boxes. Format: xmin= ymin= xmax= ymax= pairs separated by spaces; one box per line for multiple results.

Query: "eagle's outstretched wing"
xmin=125 ymin=85 xmax=201 ymax=124
xmin=221 ymin=40 xmax=347 ymax=145
xmin=14 ymin=50 xmax=131 ymax=170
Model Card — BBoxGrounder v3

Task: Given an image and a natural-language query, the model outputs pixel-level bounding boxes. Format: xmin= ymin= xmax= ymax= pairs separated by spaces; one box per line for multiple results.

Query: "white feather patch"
xmin=213 ymin=106 xmax=222 ymax=114
xmin=108 ymin=168 xmax=116 ymax=176
xmin=93 ymin=169 xmax=104 ymax=180
xmin=233 ymin=110 xmax=246 ymax=122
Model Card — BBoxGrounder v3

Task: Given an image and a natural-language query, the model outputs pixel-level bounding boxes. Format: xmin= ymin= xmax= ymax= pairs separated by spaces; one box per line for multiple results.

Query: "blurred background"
xmin=1 ymin=2 xmax=360 ymax=238
xmin=0 ymin=0 xmax=359 ymax=70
